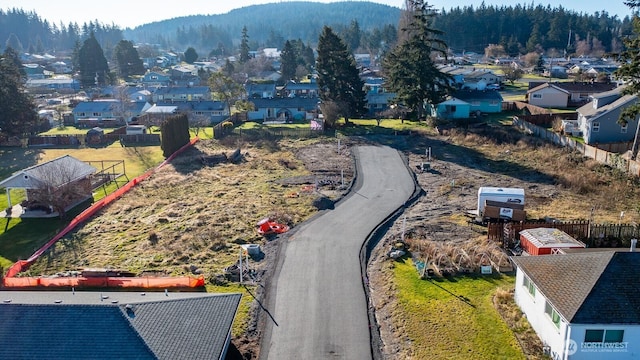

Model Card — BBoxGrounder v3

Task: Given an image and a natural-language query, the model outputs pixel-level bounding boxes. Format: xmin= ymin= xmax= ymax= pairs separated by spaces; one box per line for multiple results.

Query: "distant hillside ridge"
xmin=123 ymin=1 xmax=401 ymax=49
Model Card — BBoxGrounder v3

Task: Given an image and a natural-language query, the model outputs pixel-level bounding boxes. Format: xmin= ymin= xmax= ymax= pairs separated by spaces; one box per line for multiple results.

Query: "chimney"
xmin=631 ymin=239 xmax=637 ymax=252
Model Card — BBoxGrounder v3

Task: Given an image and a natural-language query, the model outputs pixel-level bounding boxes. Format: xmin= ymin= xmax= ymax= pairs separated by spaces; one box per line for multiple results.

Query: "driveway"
xmin=260 ymin=145 xmax=416 ymax=359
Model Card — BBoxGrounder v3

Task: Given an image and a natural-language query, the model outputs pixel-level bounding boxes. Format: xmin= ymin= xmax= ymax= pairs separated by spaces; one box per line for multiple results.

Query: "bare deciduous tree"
xmin=29 ymin=161 xmax=93 ymax=219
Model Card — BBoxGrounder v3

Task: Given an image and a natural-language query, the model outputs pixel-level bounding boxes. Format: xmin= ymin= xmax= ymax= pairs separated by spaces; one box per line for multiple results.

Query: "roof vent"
xmin=111 ymin=300 xmax=118 ymax=304
xmin=3 ymin=299 xmax=11 ymax=303
xmin=54 ymin=300 xmax=62 ymax=304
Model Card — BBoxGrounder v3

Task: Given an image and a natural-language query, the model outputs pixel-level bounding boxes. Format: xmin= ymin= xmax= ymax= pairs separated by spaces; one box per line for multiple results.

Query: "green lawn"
xmin=393 ymin=258 xmax=524 ymax=360
xmin=0 ymin=144 xmax=164 ymax=269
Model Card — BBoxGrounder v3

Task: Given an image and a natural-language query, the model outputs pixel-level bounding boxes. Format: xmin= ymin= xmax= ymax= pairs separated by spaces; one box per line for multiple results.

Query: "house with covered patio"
xmin=0 ymin=155 xmax=96 ymax=218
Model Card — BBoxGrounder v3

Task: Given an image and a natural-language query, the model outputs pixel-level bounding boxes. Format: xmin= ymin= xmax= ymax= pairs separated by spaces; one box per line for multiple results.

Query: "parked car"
xmin=486 ymin=83 xmax=502 ymax=90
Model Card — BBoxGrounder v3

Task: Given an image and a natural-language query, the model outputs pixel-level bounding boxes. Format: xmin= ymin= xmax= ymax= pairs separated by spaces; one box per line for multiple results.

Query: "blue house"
xmin=577 ymin=87 xmax=639 ymax=145
xmin=140 ymin=71 xmax=171 ymax=86
xmin=282 ymin=80 xmax=319 ymax=98
xmin=246 ymin=82 xmax=277 ymax=99
xmin=453 ymin=90 xmax=503 ymax=115
xmin=432 ymin=98 xmax=472 ymax=119
xmin=72 ymin=100 xmax=151 ymax=127
xmin=248 ymin=98 xmax=319 ymax=122
xmin=72 ymin=100 xmax=119 ymax=127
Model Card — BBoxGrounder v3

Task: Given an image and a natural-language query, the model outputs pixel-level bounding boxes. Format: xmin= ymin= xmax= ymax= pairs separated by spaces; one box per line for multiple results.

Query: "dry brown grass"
xmin=444 ymin=126 xmax=640 ymax=223
xmin=27 ymin=138 xmax=344 ymax=278
xmin=493 ymin=287 xmax=549 ymax=360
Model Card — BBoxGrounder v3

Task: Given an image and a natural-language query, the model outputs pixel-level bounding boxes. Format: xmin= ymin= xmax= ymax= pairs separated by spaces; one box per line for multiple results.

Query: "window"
xmin=544 ymin=301 xmax=561 ymax=328
xmin=621 ymin=123 xmax=628 ymax=134
xmin=605 ymin=330 xmax=624 ymax=342
xmin=592 ymin=122 xmax=600 ymax=132
xmin=532 ymin=93 xmax=542 ymax=99
xmin=585 ymin=329 xmax=624 ymax=342
xmin=522 ymin=276 xmax=536 ymax=297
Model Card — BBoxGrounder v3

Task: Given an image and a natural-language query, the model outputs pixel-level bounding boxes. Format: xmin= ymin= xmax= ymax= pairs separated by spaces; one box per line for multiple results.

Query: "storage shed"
xmin=519 ymin=228 xmax=586 ymax=256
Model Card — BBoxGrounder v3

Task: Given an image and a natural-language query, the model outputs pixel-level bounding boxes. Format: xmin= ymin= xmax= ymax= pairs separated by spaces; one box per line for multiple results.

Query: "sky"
xmin=2 ymin=0 xmax=634 ymax=29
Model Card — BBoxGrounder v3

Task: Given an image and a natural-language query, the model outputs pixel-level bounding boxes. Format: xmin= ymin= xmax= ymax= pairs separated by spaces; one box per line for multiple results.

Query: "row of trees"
xmin=315 ymin=0 xmax=450 ymax=125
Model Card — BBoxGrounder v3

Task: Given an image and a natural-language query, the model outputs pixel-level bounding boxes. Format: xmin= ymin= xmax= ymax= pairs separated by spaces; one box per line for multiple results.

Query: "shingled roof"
xmin=512 ymin=251 xmax=640 ymax=324
xmin=0 ymin=291 xmax=242 ymax=360
xmin=0 ymin=155 xmax=96 ymax=189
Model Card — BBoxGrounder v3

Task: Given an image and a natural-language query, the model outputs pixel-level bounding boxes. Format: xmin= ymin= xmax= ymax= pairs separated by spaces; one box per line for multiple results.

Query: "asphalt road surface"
xmin=260 ymin=145 xmax=416 ymax=359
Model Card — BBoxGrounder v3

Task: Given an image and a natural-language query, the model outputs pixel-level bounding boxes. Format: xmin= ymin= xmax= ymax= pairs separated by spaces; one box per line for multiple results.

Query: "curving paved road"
xmin=260 ymin=145 xmax=415 ymax=359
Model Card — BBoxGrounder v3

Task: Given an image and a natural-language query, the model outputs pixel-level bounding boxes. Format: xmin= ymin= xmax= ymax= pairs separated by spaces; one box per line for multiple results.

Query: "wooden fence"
xmin=488 ymin=220 xmax=640 ymax=248
xmin=513 ymin=116 xmax=639 ymax=176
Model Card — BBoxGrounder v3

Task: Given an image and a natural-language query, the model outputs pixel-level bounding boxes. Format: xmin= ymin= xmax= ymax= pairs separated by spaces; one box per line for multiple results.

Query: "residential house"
xmin=462 ymin=69 xmax=502 ymax=89
xmin=140 ymin=71 xmax=171 ymax=87
xmin=246 ymin=82 xmax=277 ymax=99
xmin=72 ymin=100 xmax=120 ymax=127
xmin=0 ymin=155 xmax=96 ymax=211
xmin=142 ymin=104 xmax=179 ymax=126
xmin=431 ymin=97 xmax=472 ymax=119
xmin=576 ymin=86 xmax=638 ymax=145
xmin=282 ymin=80 xmax=319 ymax=98
xmin=0 ymin=291 xmax=242 ymax=360
xmin=250 ymin=71 xmax=281 ymax=83
xmin=511 ymin=251 xmax=640 ymax=360
xmin=170 ymin=64 xmax=201 ymax=85
xmin=248 ymin=97 xmax=319 ymax=122
xmin=23 ymin=63 xmax=46 ymax=79
xmin=48 ymin=61 xmax=72 ymax=74
xmin=25 ymin=77 xmax=80 ymax=93
xmin=152 ymin=86 xmax=211 ymax=102
xmin=72 ymin=100 xmax=151 ymax=127
xmin=363 ymin=77 xmax=396 ymax=116
xmin=453 ymin=90 xmax=503 ymax=115
xmin=156 ymin=100 xmax=229 ymax=124
xmin=527 ymin=82 xmax=618 ymax=108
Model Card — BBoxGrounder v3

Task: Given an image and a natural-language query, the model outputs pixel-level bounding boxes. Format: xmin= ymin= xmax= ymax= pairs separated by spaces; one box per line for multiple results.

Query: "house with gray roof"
xmin=576 ymin=86 xmax=639 ymax=144
xmin=0 ymin=291 xmax=242 ymax=360
xmin=0 ymin=155 xmax=96 ymax=215
xmin=527 ymin=82 xmax=618 ymax=109
xmin=247 ymin=97 xmax=319 ymax=122
xmin=511 ymin=250 xmax=640 ymax=360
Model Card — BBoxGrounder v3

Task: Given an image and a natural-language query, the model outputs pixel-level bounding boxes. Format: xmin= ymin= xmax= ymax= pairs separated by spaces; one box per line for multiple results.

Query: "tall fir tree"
xmin=239 ymin=26 xmax=250 ymax=63
xmin=113 ymin=40 xmax=145 ymax=78
xmin=0 ymin=48 xmax=43 ymax=137
xmin=316 ymin=26 xmax=367 ymax=126
xmin=280 ymin=40 xmax=297 ymax=82
xmin=382 ymin=0 xmax=451 ymax=119
xmin=78 ymin=31 xmax=110 ymax=88
xmin=614 ymin=2 xmax=640 ymax=159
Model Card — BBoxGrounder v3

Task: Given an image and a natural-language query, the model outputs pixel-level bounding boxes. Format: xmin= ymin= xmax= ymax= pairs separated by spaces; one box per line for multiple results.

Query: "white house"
xmin=511 ymin=250 xmax=640 ymax=360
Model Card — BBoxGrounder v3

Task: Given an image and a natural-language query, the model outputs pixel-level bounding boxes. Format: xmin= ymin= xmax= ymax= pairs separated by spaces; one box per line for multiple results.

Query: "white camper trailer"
xmin=477 ymin=187 xmax=525 ymax=215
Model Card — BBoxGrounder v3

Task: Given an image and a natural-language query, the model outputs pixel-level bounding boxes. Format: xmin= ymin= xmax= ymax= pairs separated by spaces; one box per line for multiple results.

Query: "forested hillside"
xmin=0 ymin=1 xmax=634 ymax=57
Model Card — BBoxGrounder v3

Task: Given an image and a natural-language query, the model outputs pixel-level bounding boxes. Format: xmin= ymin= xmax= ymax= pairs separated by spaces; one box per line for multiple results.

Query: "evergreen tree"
xmin=160 ymin=113 xmax=190 ymax=158
xmin=5 ymin=33 xmax=23 ymax=53
xmin=78 ymin=31 xmax=109 ymax=88
xmin=316 ymin=26 xmax=367 ymax=125
xmin=280 ymin=40 xmax=297 ymax=82
xmin=113 ymin=40 xmax=145 ymax=78
xmin=0 ymin=48 xmax=43 ymax=138
xmin=614 ymin=2 xmax=640 ymax=159
xmin=239 ymin=26 xmax=250 ymax=63
xmin=184 ymin=47 xmax=198 ymax=64
xmin=382 ymin=0 xmax=451 ymax=119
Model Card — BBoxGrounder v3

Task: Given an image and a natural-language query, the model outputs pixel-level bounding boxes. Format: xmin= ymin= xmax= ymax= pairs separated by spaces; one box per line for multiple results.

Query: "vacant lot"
xmin=368 ymin=122 xmax=640 ymax=359
xmin=4 ymin=118 xmax=640 ymax=359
